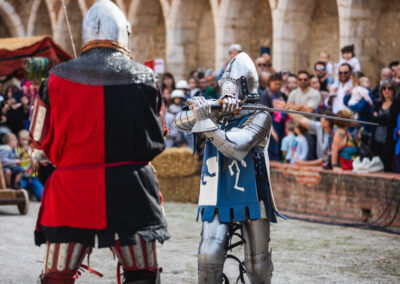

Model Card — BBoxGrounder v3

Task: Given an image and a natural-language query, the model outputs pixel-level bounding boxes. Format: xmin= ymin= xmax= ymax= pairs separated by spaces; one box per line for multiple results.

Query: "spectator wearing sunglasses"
xmin=325 ymin=63 xmax=353 ymax=114
xmin=287 ymin=70 xmax=321 ymax=113
xmin=314 ymin=61 xmax=333 ymax=92
xmin=371 ymin=80 xmax=395 ymax=171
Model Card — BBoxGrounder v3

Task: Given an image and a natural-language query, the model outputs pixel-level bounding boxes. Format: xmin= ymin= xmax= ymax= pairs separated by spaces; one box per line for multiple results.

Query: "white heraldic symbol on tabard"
xmin=199 ymin=156 xmax=218 ymax=206
xmin=228 ymin=160 xmax=247 ymax=192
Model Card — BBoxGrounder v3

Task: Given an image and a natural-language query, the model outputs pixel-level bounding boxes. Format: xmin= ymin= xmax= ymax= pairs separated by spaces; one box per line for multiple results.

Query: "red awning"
xmin=0 ymin=36 xmax=73 ymax=76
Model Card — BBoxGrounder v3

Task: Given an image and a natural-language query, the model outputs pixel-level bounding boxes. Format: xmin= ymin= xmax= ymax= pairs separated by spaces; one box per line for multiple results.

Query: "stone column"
xmin=0 ymin=0 xmax=25 ymax=37
xmin=270 ymin=0 xmax=316 ymax=72
xmin=214 ymin=0 xmax=273 ymax=71
xmin=337 ymin=0 xmax=380 ymax=83
xmin=165 ymin=0 xmax=214 ymax=80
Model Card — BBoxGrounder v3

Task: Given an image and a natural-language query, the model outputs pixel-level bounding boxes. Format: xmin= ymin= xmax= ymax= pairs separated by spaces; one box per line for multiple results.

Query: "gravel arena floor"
xmin=0 ymin=201 xmax=399 ymax=284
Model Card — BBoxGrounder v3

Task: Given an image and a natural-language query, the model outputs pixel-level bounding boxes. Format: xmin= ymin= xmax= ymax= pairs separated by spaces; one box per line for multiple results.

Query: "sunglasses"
xmin=382 ymin=86 xmax=393 ymax=91
xmin=298 ymin=78 xmax=308 ymax=82
xmin=257 ymin=63 xmax=272 ymax=67
xmin=339 ymin=71 xmax=349 ymax=75
xmin=315 ymin=66 xmax=325 ymax=71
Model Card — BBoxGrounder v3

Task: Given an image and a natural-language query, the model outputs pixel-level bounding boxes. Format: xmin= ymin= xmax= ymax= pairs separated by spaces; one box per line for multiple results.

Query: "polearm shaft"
xmin=239 ymin=105 xmax=378 ymax=126
xmin=61 ymin=0 xmax=78 ymax=58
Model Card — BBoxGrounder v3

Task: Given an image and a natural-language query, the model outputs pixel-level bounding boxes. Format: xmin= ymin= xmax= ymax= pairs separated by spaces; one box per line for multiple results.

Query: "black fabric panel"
xmin=35 ymin=226 xmax=97 ymax=247
xmin=104 ymin=164 xmax=169 ymax=239
xmin=104 ymin=83 xmax=165 ymax=163
xmin=38 ymin=77 xmax=50 ymax=105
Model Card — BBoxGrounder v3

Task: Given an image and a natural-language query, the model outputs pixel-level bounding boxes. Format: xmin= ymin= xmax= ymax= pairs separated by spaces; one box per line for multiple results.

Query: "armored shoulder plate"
xmin=51 ymin=48 xmax=158 ymax=87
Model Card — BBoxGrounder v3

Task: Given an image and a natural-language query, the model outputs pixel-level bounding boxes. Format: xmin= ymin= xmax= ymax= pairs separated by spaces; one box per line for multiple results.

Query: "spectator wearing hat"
xmin=176 ymin=80 xmax=190 ymax=100
xmin=168 ymin=90 xmax=186 ymax=115
xmin=165 ymin=90 xmax=186 ymax=148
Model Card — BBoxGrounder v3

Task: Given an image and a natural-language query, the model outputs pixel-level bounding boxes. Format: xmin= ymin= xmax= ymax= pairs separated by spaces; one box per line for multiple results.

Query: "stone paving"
xmin=0 ymin=201 xmax=399 ymax=283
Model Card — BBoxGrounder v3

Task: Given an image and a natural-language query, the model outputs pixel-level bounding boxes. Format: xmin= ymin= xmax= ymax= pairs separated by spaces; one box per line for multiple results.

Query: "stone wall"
xmin=1 ymin=0 xmax=400 ymax=82
xmin=153 ymin=150 xmax=400 ymax=228
xmin=269 ymin=161 xmax=400 ymax=227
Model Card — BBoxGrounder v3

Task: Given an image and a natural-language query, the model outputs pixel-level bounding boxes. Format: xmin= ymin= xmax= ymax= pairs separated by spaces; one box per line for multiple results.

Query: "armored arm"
xmin=173 ymin=109 xmax=197 ymax=132
xmin=205 ymin=111 xmax=271 ymax=161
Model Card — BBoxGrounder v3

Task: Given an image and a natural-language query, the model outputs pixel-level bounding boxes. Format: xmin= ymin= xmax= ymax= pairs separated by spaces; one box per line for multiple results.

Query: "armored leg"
xmin=198 ymin=215 xmax=229 ymax=284
xmin=242 ymin=219 xmax=273 ymax=284
xmin=39 ymin=242 xmax=90 ymax=283
xmin=111 ymin=234 xmax=159 ymax=284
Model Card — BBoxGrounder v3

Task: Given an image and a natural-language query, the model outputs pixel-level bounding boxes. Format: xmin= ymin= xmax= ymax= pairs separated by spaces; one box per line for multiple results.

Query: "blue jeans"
xmin=20 ymin=177 xmax=43 ymax=201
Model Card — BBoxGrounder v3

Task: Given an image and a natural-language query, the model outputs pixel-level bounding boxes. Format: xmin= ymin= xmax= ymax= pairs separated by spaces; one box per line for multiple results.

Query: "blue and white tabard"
xmin=197 ymin=140 xmax=262 ymax=223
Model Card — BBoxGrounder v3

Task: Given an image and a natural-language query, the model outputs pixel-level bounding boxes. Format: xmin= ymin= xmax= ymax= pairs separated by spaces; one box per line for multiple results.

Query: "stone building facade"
xmin=0 ymin=0 xmax=399 ymax=83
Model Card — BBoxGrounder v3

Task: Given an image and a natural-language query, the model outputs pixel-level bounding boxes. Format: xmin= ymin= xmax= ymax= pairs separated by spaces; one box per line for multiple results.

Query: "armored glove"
xmin=189 ymin=97 xmax=218 ymax=133
xmin=220 ymin=95 xmax=240 ymax=114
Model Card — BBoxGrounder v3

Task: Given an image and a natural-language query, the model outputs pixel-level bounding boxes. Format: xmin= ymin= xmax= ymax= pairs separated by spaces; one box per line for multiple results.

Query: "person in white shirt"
xmin=325 ymin=63 xmax=353 ymax=114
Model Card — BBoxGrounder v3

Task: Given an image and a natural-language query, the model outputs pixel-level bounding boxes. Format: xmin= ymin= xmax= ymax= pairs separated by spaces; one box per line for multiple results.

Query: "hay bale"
xmin=153 ymin=147 xmax=200 ymax=178
xmin=158 ymin=174 xmax=200 ymax=203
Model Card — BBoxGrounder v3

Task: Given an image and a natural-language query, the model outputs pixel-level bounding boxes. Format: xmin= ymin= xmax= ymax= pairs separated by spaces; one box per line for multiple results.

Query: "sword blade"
xmin=240 ymin=105 xmax=378 ymax=126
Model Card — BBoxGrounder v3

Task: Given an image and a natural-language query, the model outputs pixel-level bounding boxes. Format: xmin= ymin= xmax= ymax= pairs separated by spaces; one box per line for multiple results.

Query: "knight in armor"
xmin=174 ymin=52 xmax=284 ymax=283
xmin=29 ymin=1 xmax=169 ymax=283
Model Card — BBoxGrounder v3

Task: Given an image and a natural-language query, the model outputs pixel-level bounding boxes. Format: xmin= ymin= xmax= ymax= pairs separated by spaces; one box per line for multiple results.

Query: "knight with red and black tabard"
xmin=29 ymin=1 xmax=169 ymax=283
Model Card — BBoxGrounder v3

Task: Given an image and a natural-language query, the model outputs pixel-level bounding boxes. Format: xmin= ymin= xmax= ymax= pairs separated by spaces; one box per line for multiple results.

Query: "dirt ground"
xmin=0 ymin=202 xmax=399 ymax=283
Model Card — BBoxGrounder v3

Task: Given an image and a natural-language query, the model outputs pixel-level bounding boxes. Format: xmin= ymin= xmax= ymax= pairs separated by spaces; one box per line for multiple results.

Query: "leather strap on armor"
xmin=81 ymin=40 xmax=131 ymax=57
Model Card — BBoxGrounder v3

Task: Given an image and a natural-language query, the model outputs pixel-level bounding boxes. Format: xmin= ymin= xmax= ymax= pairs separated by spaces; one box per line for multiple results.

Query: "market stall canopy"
xmin=0 ymin=36 xmax=72 ymax=76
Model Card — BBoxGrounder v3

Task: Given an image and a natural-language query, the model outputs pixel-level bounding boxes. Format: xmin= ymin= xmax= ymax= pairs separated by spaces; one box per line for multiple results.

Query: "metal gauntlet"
xmin=205 ymin=111 xmax=271 ymax=161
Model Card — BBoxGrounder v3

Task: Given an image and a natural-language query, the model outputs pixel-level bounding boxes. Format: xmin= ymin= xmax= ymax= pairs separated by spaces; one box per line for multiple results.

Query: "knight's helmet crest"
xmin=219 ymin=52 xmax=259 ymax=102
xmin=82 ymin=0 xmax=131 ymax=50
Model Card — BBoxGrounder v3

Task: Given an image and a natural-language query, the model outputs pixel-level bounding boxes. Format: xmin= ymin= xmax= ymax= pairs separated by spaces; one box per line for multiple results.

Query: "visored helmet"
xmin=218 ymin=52 xmax=259 ymax=102
xmin=82 ymin=0 xmax=131 ymax=49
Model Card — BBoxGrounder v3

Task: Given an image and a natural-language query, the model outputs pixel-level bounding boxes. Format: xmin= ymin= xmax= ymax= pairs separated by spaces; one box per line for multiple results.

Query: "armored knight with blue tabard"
xmin=174 ymin=52 xmax=285 ymax=284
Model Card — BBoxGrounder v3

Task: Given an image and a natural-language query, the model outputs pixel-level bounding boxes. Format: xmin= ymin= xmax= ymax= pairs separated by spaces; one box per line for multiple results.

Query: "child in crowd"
xmin=17 ymin=130 xmax=43 ymax=200
xmin=338 ymin=44 xmax=361 ymax=73
xmin=319 ymin=51 xmax=334 ymax=76
xmin=348 ymin=75 xmax=373 ymax=108
xmin=168 ymin=90 xmax=186 ymax=114
xmin=176 ymin=80 xmax=190 ymax=99
xmin=281 ymin=120 xmax=296 ymax=163
xmin=394 ymin=113 xmax=400 ymax=173
xmin=290 ymin=123 xmax=309 ymax=164
xmin=0 ymin=133 xmax=24 ymax=188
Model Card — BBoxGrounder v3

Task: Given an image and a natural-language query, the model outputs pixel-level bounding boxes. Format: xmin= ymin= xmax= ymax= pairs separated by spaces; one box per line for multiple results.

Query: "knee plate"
xmin=198 ymin=217 xmax=229 ymax=284
xmin=245 ymin=249 xmax=273 ymax=284
xmin=112 ymin=234 xmax=158 ymax=283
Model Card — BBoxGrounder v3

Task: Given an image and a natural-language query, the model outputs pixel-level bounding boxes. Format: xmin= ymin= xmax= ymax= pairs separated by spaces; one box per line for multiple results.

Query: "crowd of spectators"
xmin=0 ymin=80 xmax=43 ymax=199
xmin=162 ymin=43 xmax=400 ymax=174
xmin=1 ymin=42 xmax=399 ymax=199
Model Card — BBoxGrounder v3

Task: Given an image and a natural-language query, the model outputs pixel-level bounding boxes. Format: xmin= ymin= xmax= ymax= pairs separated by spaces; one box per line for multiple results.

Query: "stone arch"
xmin=271 ymin=0 xmax=316 ymax=72
xmin=128 ymin=0 xmax=166 ymax=64
xmin=55 ymin=0 xmax=84 ymax=55
xmin=166 ymin=0 xmax=215 ymax=79
xmin=378 ymin=0 xmax=400 ymax=73
xmin=308 ymin=0 xmax=339 ymax=71
xmin=27 ymin=0 xmax=54 ymax=37
xmin=0 ymin=0 xmax=25 ymax=37
xmin=215 ymin=0 xmax=272 ymax=70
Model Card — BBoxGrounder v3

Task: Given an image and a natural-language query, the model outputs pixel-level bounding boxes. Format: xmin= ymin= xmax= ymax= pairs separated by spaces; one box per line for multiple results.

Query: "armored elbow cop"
xmin=205 ymin=111 xmax=271 ymax=161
